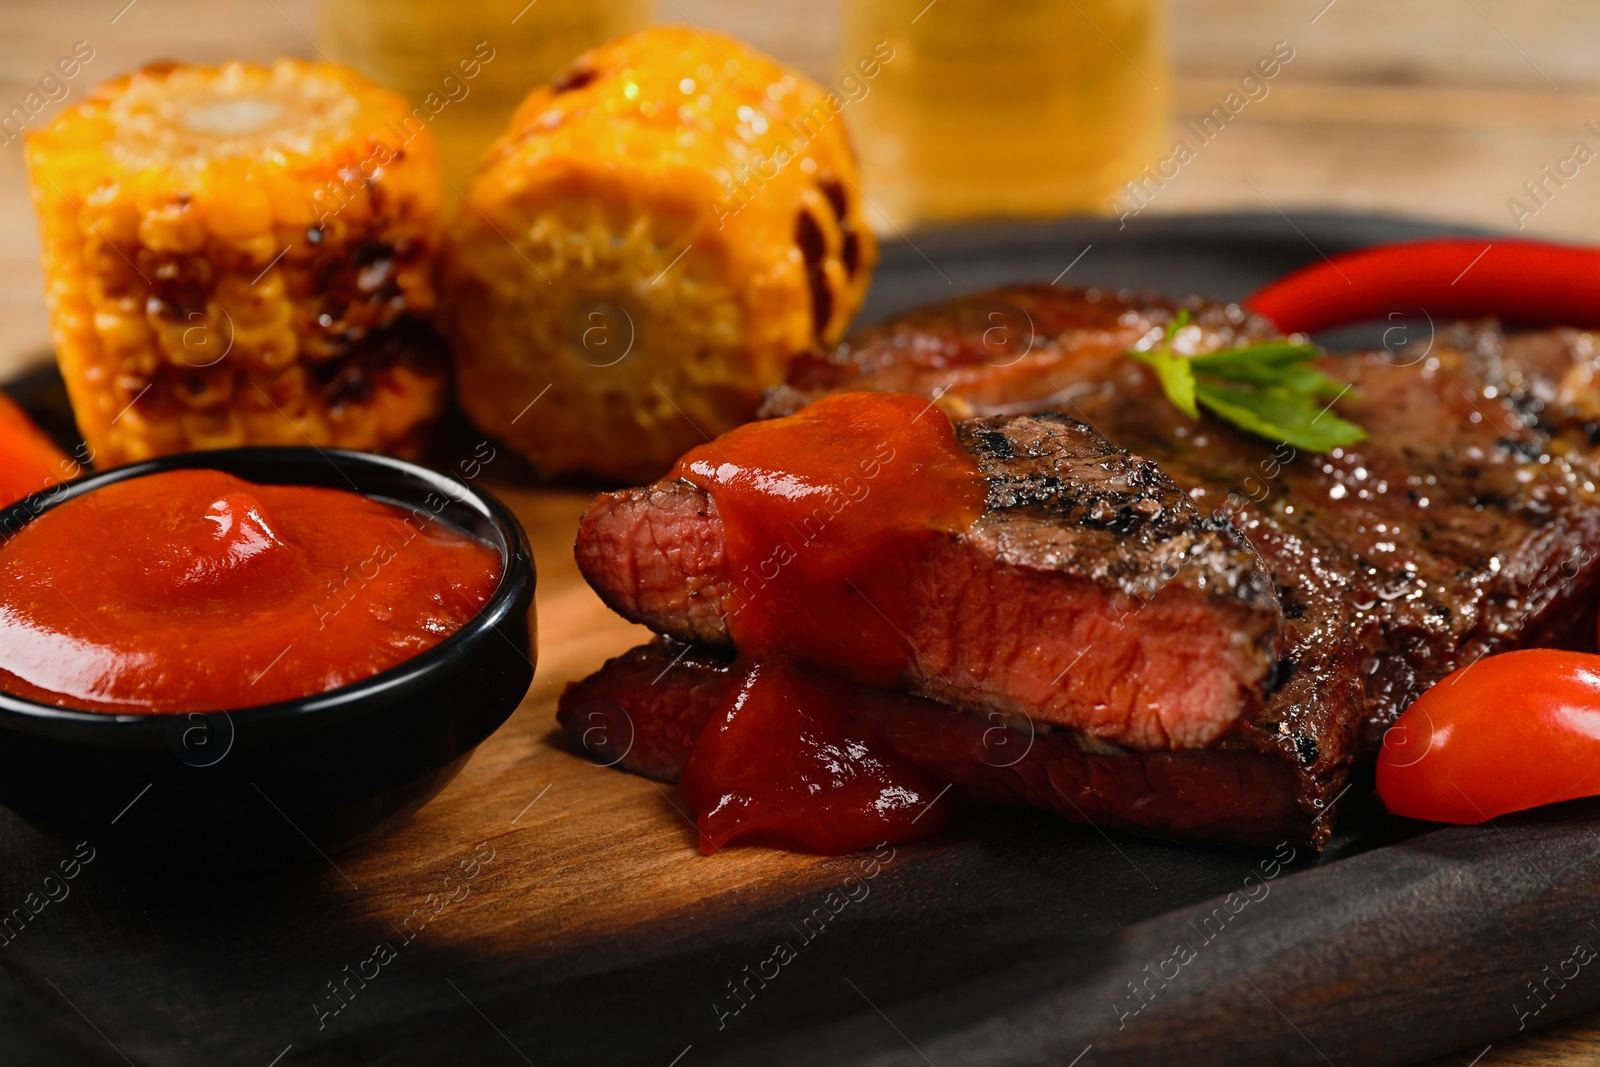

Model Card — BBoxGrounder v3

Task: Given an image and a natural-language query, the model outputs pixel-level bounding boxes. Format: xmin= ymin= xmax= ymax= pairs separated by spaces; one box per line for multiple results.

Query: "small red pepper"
xmin=1245 ymin=238 xmax=1600 ymax=335
xmin=0 ymin=392 xmax=69 ymax=510
xmin=1376 ymin=649 xmax=1600 ymax=824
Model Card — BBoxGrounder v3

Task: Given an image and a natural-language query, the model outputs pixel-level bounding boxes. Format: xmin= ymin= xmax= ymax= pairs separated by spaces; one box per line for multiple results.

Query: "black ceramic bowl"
xmin=0 ymin=448 xmax=535 ymax=865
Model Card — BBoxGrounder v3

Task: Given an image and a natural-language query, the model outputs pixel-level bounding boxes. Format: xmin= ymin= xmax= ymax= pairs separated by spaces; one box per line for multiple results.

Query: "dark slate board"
xmin=6 ymin=211 xmax=1585 ymax=1067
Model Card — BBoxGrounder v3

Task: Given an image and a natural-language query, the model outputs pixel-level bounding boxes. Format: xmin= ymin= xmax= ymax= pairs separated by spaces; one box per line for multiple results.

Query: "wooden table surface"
xmin=3 ymin=1 xmax=1599 ymax=1062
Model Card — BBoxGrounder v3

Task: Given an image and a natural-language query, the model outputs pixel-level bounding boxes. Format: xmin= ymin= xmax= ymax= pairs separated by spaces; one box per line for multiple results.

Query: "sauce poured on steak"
xmin=667 ymin=391 xmax=986 ymax=689
xmin=560 ymin=639 xmax=1309 ymax=846
xmin=578 ymin=393 xmax=1283 ymax=751
xmin=679 ymin=658 xmax=955 ymax=855
xmin=578 ymin=389 xmax=1286 ymax=850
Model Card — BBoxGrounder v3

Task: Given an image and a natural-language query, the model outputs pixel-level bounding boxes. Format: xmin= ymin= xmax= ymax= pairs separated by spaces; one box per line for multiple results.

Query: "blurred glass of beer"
xmin=317 ymin=0 xmax=652 ymax=186
xmin=838 ymin=0 xmax=1169 ymax=229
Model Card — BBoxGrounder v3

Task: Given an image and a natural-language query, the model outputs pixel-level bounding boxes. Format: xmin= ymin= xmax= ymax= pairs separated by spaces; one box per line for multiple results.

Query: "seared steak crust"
xmin=959 ymin=412 xmax=1277 ymax=610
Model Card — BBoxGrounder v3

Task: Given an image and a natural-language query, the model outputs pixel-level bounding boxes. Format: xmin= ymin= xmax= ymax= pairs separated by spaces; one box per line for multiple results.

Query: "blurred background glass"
xmin=316 ymin=0 xmax=652 ymax=187
xmin=315 ymin=0 xmax=1165 ymax=222
xmin=839 ymin=0 xmax=1168 ymax=229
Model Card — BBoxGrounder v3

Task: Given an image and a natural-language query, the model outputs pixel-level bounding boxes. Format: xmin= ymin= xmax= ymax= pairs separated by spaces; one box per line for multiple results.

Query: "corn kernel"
xmin=26 ymin=59 xmax=447 ymax=465
xmin=441 ymin=27 xmax=878 ymax=481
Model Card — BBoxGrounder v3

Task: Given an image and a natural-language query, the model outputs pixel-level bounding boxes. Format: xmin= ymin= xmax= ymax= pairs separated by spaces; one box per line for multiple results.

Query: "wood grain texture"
xmin=1166 ymin=0 xmax=1600 ymax=91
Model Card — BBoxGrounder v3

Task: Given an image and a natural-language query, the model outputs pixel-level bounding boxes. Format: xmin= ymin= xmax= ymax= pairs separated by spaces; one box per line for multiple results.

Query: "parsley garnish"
xmin=1129 ymin=310 xmax=1366 ymax=452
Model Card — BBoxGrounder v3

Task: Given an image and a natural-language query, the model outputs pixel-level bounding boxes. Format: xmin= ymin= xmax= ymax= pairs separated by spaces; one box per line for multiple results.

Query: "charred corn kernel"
xmin=441 ymin=26 xmax=879 ymax=482
xmin=25 ymin=59 xmax=447 ymax=466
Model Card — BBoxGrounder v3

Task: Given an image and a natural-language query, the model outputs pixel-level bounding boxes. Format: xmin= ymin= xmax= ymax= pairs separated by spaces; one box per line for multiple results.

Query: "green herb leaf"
xmin=1193 ymin=382 xmax=1367 ymax=453
xmin=1128 ymin=312 xmax=1367 ymax=452
xmin=1128 ymin=310 xmax=1198 ymax=419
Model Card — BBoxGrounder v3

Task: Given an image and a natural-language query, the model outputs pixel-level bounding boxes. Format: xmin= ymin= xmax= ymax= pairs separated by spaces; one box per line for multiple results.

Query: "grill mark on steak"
xmin=761 ymin=284 xmax=1600 ymax=842
xmin=576 ymin=410 xmax=1285 ymax=751
xmin=961 ymin=412 xmax=1278 ymax=610
xmin=559 ymin=638 xmax=1310 ymax=846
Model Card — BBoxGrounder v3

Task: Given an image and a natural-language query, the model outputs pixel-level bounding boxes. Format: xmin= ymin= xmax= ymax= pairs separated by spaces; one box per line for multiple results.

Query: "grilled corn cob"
xmin=441 ymin=26 xmax=878 ymax=482
xmin=25 ymin=59 xmax=446 ymax=466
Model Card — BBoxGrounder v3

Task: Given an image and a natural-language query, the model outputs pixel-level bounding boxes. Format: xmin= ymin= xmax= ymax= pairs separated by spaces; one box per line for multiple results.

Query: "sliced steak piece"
xmin=578 ymin=409 xmax=1284 ymax=751
xmin=578 ymin=484 xmax=730 ymax=647
xmin=558 ymin=640 xmax=730 ymax=783
xmin=559 ymin=639 xmax=1309 ymax=846
xmin=763 ymin=285 xmax=1600 ymax=839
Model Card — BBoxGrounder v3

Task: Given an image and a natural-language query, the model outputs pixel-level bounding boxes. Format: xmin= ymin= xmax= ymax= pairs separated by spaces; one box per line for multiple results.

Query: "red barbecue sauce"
xmin=679 ymin=660 xmax=955 ymax=854
xmin=668 ymin=392 xmax=985 ymax=854
xmin=0 ymin=469 xmax=502 ymax=713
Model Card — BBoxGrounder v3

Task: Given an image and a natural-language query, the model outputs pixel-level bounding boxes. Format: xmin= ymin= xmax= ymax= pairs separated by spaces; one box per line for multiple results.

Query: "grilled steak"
xmin=578 ymin=409 xmax=1284 ymax=751
xmin=761 ymin=286 xmax=1600 ymax=837
xmin=571 ymin=284 xmax=1600 ymax=848
xmin=560 ymin=639 xmax=1309 ymax=845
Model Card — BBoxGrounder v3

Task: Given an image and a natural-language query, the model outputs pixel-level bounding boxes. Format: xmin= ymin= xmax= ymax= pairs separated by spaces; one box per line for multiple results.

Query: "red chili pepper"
xmin=1245 ymin=238 xmax=1600 ymax=335
xmin=1376 ymin=649 xmax=1600 ymax=824
xmin=0 ymin=392 xmax=69 ymax=510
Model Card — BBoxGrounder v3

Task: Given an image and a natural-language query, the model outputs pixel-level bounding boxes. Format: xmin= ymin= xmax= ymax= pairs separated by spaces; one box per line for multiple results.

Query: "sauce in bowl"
xmin=0 ymin=468 xmax=503 ymax=713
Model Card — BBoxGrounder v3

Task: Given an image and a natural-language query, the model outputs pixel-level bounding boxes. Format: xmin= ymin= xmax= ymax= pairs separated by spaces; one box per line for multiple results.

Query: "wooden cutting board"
xmin=4 ymin=214 xmax=1594 ymax=1067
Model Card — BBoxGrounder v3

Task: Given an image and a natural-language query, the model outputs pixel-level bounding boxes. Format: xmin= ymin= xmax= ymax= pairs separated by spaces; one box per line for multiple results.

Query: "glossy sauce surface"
xmin=668 ymin=392 xmax=984 ymax=852
xmin=670 ymin=391 xmax=985 ymax=686
xmin=0 ymin=469 xmax=502 ymax=713
xmin=678 ymin=659 xmax=954 ymax=855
